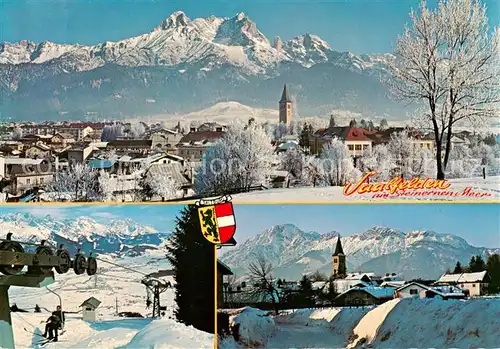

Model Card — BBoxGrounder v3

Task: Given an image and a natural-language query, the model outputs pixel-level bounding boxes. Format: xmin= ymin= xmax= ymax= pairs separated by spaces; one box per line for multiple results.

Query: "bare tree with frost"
xmin=360 ymin=144 xmax=395 ymax=181
xmin=303 ymin=157 xmax=324 ymax=187
xmin=11 ymin=127 xmax=23 ymax=140
xmin=447 ymin=144 xmax=479 ymax=178
xmin=195 ymin=121 xmax=275 ymax=195
xmin=144 ymin=165 xmax=180 ymax=201
xmin=101 ymin=123 xmax=124 ymax=141
xmin=129 ymin=122 xmax=146 ymax=138
xmin=47 ymin=163 xmax=102 ymax=201
xmin=279 ymin=148 xmax=305 ymax=183
xmin=387 ymin=0 xmax=500 ymax=179
xmin=319 ymin=139 xmax=361 ymax=186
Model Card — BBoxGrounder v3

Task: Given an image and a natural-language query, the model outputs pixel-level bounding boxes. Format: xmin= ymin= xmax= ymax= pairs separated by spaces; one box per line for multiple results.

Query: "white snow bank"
xmin=347 ymin=299 xmax=400 ymax=348
xmin=369 ymin=297 xmax=500 ymax=348
xmin=229 ymin=307 xmax=275 ymax=347
xmin=122 ymin=319 xmax=213 ymax=349
xmin=274 ymin=308 xmax=341 ymax=327
xmin=329 ymin=307 xmax=372 ymax=343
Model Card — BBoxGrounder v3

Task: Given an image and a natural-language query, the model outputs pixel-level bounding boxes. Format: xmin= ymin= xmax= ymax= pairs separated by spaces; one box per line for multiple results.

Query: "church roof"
xmin=333 ymin=236 xmax=344 ymax=256
xmin=280 ymin=84 xmax=291 ymax=103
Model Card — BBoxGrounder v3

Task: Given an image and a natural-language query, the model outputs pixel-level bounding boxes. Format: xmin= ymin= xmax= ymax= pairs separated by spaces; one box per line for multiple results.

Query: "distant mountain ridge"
xmin=220 ymin=224 xmax=498 ymax=280
xmin=0 ymin=11 xmax=407 ymax=121
xmin=0 ymin=212 xmax=170 ymax=257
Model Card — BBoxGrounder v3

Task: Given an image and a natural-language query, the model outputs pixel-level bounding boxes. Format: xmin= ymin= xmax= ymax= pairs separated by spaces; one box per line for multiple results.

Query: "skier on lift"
xmin=42 ymin=306 xmax=65 ymax=342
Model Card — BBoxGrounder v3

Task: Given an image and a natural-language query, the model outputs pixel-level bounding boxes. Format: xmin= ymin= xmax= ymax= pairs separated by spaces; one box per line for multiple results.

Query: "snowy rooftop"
xmin=345 ymin=273 xmax=375 ymax=280
xmin=4 ymin=157 xmax=45 ymax=165
xmin=429 ymin=285 xmax=465 ymax=297
xmin=437 ymin=271 xmax=488 ymax=283
xmin=338 ymin=286 xmax=395 ymax=299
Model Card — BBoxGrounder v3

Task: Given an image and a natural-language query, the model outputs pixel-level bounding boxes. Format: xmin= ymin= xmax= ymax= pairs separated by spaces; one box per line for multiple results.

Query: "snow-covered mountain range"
xmin=0 ymin=212 xmax=170 ymax=257
xmin=0 ymin=11 xmax=405 ymax=121
xmin=220 ymin=224 xmax=499 ymax=280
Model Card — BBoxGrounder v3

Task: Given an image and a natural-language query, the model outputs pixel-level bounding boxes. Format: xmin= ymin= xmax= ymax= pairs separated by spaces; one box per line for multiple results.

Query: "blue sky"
xmin=0 ymin=203 xmax=498 ymax=248
xmin=1 ymin=0 xmax=498 ymax=54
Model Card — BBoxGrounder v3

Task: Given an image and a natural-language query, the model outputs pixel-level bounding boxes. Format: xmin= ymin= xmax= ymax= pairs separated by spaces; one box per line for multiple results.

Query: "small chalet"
xmin=435 ymin=271 xmax=490 ymax=296
xmin=395 ymin=282 xmax=432 ymax=298
xmin=335 ymin=286 xmax=395 ymax=306
xmin=80 ymin=297 xmax=101 ymax=321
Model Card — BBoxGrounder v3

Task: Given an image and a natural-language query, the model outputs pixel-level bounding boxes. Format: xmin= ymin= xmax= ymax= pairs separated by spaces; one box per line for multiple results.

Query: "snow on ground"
xmin=228 ymin=307 xmax=275 ymax=347
xmin=226 ymin=298 xmax=500 ymax=348
xmin=8 ymin=252 xmax=174 ymax=320
xmin=123 ymin=319 xmax=214 ymax=349
xmin=226 ymin=177 xmax=500 ymax=202
xmin=266 ymin=307 xmax=371 ymax=349
xmin=347 ymin=299 xmax=400 ymax=348
xmin=368 ymin=297 xmax=500 ymax=348
xmin=10 ymin=314 xmax=214 ymax=349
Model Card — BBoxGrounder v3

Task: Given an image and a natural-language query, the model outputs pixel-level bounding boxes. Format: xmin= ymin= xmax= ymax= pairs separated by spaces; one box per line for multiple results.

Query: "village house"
xmin=143 ymin=162 xmax=194 ymax=198
xmin=395 ymin=282 xmax=467 ymax=300
xmin=368 ymin=127 xmax=435 ymax=150
xmin=0 ymin=141 xmax=24 ymax=152
xmin=395 ymin=282 xmax=432 ymax=298
xmin=19 ymin=134 xmax=53 ymax=147
xmin=311 ymin=125 xmax=436 ymax=164
xmin=2 ymin=157 xmax=53 ymax=195
xmin=19 ymin=122 xmax=111 ymax=141
xmin=176 ymin=131 xmax=225 ymax=162
xmin=66 ymin=144 xmax=99 ymax=164
xmin=424 ymin=286 xmax=466 ymax=300
xmin=435 ymin=271 xmax=490 ymax=296
xmin=24 ymin=143 xmax=52 ymax=159
xmin=334 ymin=286 xmax=395 ymax=306
xmin=190 ymin=122 xmax=227 ymax=133
xmin=147 ymin=128 xmax=183 ymax=152
xmin=49 ymin=133 xmax=76 ymax=148
xmin=311 ymin=126 xmax=374 ymax=159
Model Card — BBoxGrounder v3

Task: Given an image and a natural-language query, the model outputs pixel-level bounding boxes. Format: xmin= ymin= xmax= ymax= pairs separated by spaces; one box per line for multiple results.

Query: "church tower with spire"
xmin=332 ymin=236 xmax=347 ymax=279
xmin=279 ymin=84 xmax=293 ymax=124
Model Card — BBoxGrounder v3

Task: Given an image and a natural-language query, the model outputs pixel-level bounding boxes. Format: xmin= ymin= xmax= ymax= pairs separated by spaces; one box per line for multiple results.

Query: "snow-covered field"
xmin=221 ymin=298 xmax=500 ymax=348
xmin=7 ymin=250 xmax=214 ymax=348
xmin=226 ymin=177 xmax=500 ymax=202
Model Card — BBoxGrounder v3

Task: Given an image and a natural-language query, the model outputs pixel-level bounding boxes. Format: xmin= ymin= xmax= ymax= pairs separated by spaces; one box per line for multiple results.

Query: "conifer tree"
xmin=468 ymin=255 xmax=487 ymax=272
xmin=166 ymin=205 xmax=215 ymax=333
xmin=486 ymin=254 xmax=500 ymax=294
xmin=453 ymin=261 xmax=463 ymax=274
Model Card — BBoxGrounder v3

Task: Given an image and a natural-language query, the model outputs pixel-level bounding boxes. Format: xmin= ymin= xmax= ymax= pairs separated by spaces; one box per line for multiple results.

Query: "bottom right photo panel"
xmin=218 ymin=203 xmax=500 ymax=348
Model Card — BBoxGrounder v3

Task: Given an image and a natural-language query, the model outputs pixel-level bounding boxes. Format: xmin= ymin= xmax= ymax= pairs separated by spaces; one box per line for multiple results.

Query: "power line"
xmin=93 ymin=257 xmax=149 ymax=276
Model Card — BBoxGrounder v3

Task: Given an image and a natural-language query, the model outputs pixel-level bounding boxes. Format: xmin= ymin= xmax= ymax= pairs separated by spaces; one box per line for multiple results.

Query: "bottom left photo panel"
xmin=0 ymin=204 xmax=217 ymax=349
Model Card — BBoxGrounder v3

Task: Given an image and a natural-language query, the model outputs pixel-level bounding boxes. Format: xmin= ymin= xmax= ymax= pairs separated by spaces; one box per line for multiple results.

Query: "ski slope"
xmin=7 ymin=251 xmax=213 ymax=348
xmin=11 ymin=314 xmax=213 ymax=349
